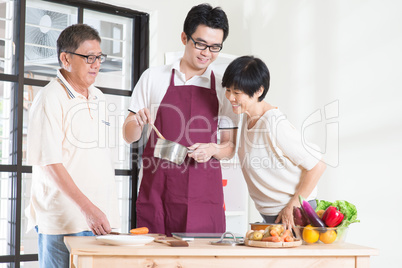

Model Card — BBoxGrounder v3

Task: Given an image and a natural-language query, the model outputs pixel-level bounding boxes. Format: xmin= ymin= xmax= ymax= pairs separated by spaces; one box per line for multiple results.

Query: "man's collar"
xmin=172 ymin=58 xmax=212 ymax=79
xmin=57 ymin=69 xmax=97 ymax=100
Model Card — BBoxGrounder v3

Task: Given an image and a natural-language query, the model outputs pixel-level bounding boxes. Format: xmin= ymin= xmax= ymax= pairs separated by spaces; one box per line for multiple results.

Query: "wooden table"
xmin=64 ymin=236 xmax=378 ymax=268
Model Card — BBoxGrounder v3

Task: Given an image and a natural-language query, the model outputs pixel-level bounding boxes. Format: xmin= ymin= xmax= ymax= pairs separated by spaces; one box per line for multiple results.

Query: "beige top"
xmin=237 ymin=109 xmax=322 ymax=216
xmin=25 ymin=70 xmax=120 ymax=234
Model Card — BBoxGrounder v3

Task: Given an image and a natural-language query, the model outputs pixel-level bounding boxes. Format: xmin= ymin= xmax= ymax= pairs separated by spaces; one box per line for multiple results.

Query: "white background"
xmin=101 ymin=1 xmax=401 ymax=267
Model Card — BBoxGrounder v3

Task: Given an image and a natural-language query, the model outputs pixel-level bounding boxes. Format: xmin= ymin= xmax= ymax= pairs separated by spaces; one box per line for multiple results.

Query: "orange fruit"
xmin=316 ymin=210 xmax=325 ymax=218
xmin=319 ymin=230 xmax=337 ymax=244
xmin=302 ymin=225 xmax=319 ymax=244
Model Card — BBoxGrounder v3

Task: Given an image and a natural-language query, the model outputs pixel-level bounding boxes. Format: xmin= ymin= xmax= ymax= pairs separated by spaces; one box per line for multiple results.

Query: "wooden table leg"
xmin=356 ymin=256 xmax=371 ymax=268
xmin=69 ymin=254 xmax=76 ymax=268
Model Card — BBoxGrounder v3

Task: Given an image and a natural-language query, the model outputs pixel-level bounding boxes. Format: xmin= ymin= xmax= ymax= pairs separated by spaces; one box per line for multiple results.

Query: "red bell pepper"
xmin=322 ymin=206 xmax=344 ymax=227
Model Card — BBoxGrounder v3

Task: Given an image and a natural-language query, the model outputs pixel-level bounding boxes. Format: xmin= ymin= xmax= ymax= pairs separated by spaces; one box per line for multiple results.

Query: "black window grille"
xmin=0 ymin=0 xmax=148 ymax=266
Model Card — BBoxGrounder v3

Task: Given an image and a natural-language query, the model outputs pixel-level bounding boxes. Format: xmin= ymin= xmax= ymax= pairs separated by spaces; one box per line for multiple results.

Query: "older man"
xmin=26 ymin=24 xmax=119 ymax=268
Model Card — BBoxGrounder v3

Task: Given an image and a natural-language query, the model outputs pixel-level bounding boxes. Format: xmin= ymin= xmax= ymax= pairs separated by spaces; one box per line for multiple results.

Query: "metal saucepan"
xmin=153 ymin=138 xmax=193 ymax=165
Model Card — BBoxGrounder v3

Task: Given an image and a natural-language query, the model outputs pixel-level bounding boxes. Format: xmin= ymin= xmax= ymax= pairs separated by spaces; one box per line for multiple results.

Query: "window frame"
xmin=0 ymin=0 xmax=148 ymax=266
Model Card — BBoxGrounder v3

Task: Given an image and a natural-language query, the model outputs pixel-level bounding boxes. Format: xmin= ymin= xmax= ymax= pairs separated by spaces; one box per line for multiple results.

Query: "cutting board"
xmin=244 ymin=238 xmax=302 ymax=248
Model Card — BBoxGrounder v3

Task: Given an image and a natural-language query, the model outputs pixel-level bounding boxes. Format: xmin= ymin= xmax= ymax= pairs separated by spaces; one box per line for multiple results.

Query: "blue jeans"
xmin=36 ymin=226 xmax=94 ymax=268
xmin=260 ymin=199 xmax=318 ymax=223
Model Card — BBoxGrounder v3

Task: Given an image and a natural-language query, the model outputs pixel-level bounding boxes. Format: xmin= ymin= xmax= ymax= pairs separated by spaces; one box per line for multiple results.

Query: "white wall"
xmin=103 ymin=0 xmax=402 ymax=267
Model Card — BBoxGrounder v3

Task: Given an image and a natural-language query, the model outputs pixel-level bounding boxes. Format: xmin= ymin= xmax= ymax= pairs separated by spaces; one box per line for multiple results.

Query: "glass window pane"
xmin=0 ymin=21 xmax=5 ymax=57
xmin=84 ymin=10 xmax=133 ymax=91
xmin=0 ymin=172 xmax=12 ymax=256
xmin=21 ymin=173 xmax=38 ymax=257
xmin=105 ymin=94 xmax=131 ymax=170
xmin=0 ymin=0 xmax=17 ymax=75
xmin=24 ymin=0 xmax=77 ymax=80
xmin=0 ymin=81 xmax=14 ymax=165
xmin=21 ymin=262 xmax=39 ymax=268
xmin=115 ymin=176 xmax=131 ymax=232
xmin=22 ymin=84 xmax=42 ymax=165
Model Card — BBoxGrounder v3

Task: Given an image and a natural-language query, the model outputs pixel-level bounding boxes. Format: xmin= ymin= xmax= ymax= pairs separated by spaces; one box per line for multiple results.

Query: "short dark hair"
xmin=222 ymin=56 xmax=270 ymax=102
xmin=57 ymin=24 xmax=101 ymax=66
xmin=183 ymin=3 xmax=229 ymax=42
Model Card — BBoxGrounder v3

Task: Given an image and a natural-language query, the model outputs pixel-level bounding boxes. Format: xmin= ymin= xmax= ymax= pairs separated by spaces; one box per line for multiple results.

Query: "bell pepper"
xmin=322 ymin=206 xmax=344 ymax=227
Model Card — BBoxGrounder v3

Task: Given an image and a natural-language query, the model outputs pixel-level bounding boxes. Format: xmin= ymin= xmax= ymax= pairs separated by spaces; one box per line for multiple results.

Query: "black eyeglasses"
xmin=188 ymin=35 xmax=223 ymax=53
xmin=64 ymin=51 xmax=107 ymax=64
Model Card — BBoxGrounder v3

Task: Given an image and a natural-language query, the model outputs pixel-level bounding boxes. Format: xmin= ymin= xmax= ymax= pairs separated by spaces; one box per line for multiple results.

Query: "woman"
xmin=222 ymin=56 xmax=326 ymax=230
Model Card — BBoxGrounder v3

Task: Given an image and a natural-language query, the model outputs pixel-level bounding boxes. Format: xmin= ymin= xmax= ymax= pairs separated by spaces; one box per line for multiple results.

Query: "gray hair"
xmin=57 ymin=24 xmax=101 ymax=66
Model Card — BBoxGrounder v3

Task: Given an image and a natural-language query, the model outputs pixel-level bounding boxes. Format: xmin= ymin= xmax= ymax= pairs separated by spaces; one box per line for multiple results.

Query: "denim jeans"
xmin=260 ymin=199 xmax=318 ymax=223
xmin=36 ymin=226 xmax=94 ymax=268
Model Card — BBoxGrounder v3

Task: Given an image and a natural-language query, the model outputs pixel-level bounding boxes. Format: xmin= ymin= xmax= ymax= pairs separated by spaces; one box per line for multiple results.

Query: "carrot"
xmin=130 ymin=227 xmax=149 ymax=235
xmin=280 ymin=229 xmax=292 ymax=242
xmin=284 ymin=236 xmax=294 ymax=242
xmin=270 ymin=229 xmax=280 ymax=237
xmin=262 ymin=236 xmax=281 ymax=242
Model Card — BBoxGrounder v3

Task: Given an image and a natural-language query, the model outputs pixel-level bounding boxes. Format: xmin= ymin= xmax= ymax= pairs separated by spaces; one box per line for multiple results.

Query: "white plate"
xmin=96 ymin=235 xmax=155 ymax=246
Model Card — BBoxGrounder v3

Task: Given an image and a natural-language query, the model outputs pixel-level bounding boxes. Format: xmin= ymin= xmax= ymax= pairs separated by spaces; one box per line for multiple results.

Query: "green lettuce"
xmin=315 ymin=199 xmax=360 ymax=228
xmin=315 ymin=200 xmax=332 ymax=211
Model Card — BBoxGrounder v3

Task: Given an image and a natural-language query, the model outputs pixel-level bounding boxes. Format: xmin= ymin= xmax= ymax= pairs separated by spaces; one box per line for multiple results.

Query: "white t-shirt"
xmin=25 ymin=70 xmax=120 ymax=234
xmin=237 ymin=108 xmax=322 ymax=216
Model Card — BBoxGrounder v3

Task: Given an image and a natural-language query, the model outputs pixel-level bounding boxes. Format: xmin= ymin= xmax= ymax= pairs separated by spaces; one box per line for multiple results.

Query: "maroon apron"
xmin=136 ymin=69 xmax=225 ymax=236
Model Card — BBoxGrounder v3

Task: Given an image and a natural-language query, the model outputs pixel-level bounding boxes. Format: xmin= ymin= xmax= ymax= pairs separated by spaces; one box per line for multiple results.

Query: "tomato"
xmin=319 ymin=230 xmax=337 ymax=244
xmin=302 ymin=225 xmax=319 ymax=244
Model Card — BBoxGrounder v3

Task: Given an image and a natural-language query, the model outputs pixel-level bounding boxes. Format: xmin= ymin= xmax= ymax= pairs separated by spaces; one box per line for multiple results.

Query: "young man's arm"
xmin=188 ymin=128 xmax=237 ymax=162
xmin=122 ymin=108 xmax=151 ymax=143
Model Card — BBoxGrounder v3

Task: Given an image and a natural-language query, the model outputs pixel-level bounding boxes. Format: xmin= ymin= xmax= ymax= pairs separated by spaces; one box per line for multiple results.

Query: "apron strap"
xmin=210 ymin=71 xmax=216 ymax=90
xmin=169 ymin=69 xmax=176 ymax=86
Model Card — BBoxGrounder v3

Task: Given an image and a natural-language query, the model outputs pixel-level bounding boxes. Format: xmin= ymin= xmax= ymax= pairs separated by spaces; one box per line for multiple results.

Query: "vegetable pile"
xmin=315 ymin=199 xmax=360 ymax=229
xmin=246 ymin=224 xmax=295 ymax=242
xmin=295 ymin=196 xmax=360 ymax=229
xmin=293 ymin=196 xmax=360 ymax=244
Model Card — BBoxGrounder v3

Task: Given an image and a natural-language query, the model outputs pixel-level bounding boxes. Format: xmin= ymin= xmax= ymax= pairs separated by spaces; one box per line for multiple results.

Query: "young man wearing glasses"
xmin=123 ymin=4 xmax=238 ymax=236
